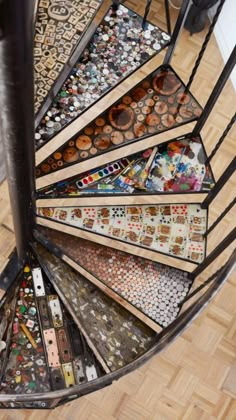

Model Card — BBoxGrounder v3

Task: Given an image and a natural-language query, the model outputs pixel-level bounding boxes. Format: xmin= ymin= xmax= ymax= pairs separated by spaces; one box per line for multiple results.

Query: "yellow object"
xmin=23 ymin=265 xmax=30 ymax=273
xmin=62 ymin=363 xmax=75 ymax=388
xmin=15 ymin=375 xmax=21 ymax=384
xmin=20 ymin=322 xmax=37 ymax=349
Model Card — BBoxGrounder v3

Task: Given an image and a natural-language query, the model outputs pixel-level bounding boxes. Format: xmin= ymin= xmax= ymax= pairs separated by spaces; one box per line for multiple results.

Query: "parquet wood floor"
xmin=0 ymin=1 xmax=235 ymax=418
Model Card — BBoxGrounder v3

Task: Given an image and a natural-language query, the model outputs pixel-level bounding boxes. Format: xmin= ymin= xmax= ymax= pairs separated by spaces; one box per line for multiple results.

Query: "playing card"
xmin=93 ymin=217 xmax=110 ymax=234
xmin=108 ymin=226 xmax=126 ymax=239
xmin=97 ymin=207 xmax=110 ymax=219
xmin=169 ymin=243 xmax=185 ymax=257
xmin=82 ymin=207 xmax=97 ymax=219
xmin=125 ymin=230 xmax=140 ymax=243
xmin=142 ymin=224 xmax=156 ymax=236
xmin=82 ymin=218 xmax=95 ymax=230
xmin=139 ymin=235 xmax=154 ymax=247
xmin=171 ymin=205 xmax=188 ymax=215
xmin=153 ymin=234 xmax=170 ymax=252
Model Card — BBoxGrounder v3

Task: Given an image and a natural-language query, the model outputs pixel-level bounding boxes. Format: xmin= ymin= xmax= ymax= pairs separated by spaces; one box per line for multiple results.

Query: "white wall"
xmin=212 ymin=0 xmax=236 ymax=90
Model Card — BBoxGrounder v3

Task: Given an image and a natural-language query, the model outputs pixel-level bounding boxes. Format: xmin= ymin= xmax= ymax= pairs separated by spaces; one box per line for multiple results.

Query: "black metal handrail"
xmin=193 ymin=45 xmax=236 ymax=136
xmin=206 ymin=113 xmax=236 ymax=164
xmin=186 ymin=0 xmax=226 ymax=90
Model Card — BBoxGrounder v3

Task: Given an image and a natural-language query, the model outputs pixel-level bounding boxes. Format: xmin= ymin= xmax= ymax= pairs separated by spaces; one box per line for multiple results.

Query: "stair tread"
xmin=37 ymin=203 xmax=207 ymax=263
xmin=0 ymin=264 xmax=52 ymax=400
xmin=34 ymin=0 xmax=104 ymax=115
xmin=36 ymin=65 xmax=202 ymax=179
xmin=35 ymin=226 xmax=192 ymax=328
xmin=34 ymin=243 xmax=157 ymax=372
xmin=0 ymin=260 xmax=105 ymax=407
xmin=35 ymin=3 xmax=170 ymax=149
xmin=36 ymin=134 xmax=215 ymax=198
xmin=36 ymin=217 xmax=197 ymax=271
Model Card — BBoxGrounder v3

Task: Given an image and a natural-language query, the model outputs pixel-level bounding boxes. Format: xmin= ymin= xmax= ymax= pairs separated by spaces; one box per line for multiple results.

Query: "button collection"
xmin=34 ymin=0 xmax=102 ymax=114
xmin=37 ymin=135 xmax=215 ymax=198
xmin=36 ymin=66 xmax=202 ymax=177
xmin=35 ymin=4 xmax=170 ymax=148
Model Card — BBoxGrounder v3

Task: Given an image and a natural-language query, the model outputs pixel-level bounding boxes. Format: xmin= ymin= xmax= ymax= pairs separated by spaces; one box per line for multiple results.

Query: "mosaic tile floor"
xmin=37 ymin=204 xmax=207 ymax=262
xmin=36 ymin=66 xmax=202 ymax=177
xmin=36 ymin=226 xmax=192 ymax=327
xmin=34 ymin=0 xmax=103 ymax=114
xmin=35 ymin=4 xmax=170 ymax=147
xmin=37 ymin=135 xmax=214 ymax=197
xmin=35 ymin=243 xmax=157 ymax=372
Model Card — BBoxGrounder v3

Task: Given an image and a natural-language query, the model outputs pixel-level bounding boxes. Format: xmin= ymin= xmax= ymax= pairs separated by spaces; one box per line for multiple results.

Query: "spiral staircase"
xmin=0 ymin=0 xmax=235 ymax=409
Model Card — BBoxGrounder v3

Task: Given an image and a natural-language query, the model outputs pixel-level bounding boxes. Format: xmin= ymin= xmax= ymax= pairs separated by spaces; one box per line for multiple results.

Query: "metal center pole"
xmin=0 ymin=0 xmax=35 ymax=264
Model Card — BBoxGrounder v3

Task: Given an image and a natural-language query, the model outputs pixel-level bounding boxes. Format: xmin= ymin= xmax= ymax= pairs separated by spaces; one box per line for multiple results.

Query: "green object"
xmin=19 ymin=337 xmax=26 ymax=345
xmin=20 ymin=305 xmax=27 ymax=314
xmin=180 ymin=183 xmax=190 ymax=190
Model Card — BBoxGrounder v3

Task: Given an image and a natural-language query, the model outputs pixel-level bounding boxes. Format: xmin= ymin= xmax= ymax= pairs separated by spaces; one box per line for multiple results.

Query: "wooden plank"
xmin=36 ymin=193 xmax=207 ymax=208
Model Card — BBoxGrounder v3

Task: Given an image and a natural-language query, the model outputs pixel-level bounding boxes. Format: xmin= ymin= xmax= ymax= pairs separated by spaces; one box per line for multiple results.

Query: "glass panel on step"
xmin=37 ymin=135 xmax=215 ymax=197
xmin=0 ymin=264 xmax=52 ymax=396
xmin=36 ymin=66 xmax=202 ymax=177
xmin=0 ymin=260 xmax=105 ymax=405
xmin=37 ymin=204 xmax=207 ymax=263
xmin=35 ymin=4 xmax=170 ymax=148
xmin=34 ymin=0 xmax=103 ymax=114
xmin=35 ymin=243 xmax=157 ymax=372
xmin=36 ymin=226 xmax=193 ymax=327
xmin=28 ymin=255 xmax=105 ymax=388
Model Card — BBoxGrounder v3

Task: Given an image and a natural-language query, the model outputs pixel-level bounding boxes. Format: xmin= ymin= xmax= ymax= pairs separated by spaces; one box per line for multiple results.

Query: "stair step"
xmin=36 ymin=65 xmax=202 ymax=182
xmin=34 ymin=243 xmax=158 ymax=372
xmin=35 ymin=226 xmax=193 ymax=329
xmin=34 ymin=0 xmax=105 ymax=116
xmin=36 ymin=134 xmax=214 ymax=201
xmin=36 ymin=203 xmax=207 ymax=264
xmin=0 ymin=260 xmax=105 ymax=408
xmin=36 ymin=216 xmax=196 ymax=271
xmin=35 ymin=3 xmax=170 ymax=148
xmin=36 ymin=123 xmax=195 ymax=190
xmin=0 ymin=264 xmax=52 ymax=403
